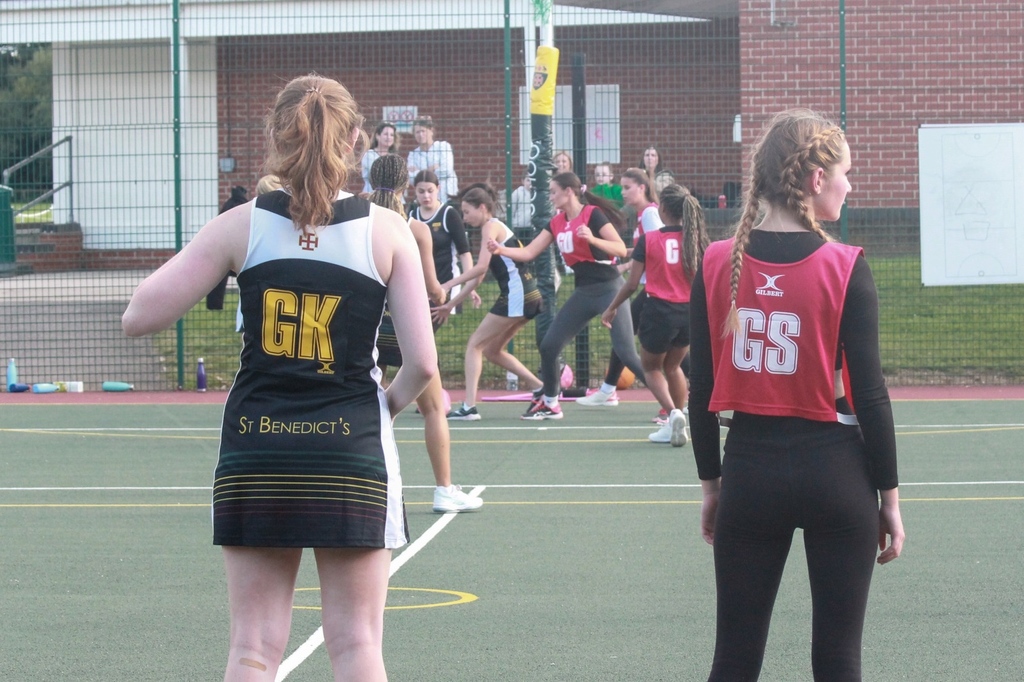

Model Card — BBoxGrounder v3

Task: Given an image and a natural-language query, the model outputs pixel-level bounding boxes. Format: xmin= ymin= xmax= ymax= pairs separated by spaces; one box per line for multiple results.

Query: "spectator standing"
xmin=640 ymin=145 xmax=665 ymax=182
xmin=553 ymin=150 xmax=573 ymax=174
xmin=510 ymin=174 xmax=534 ymax=235
xmin=360 ymin=120 xmax=399 ymax=194
xmin=407 ymin=115 xmax=458 ymax=203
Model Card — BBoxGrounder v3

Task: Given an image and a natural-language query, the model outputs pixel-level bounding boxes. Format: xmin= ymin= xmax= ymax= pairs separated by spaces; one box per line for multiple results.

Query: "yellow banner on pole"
xmin=530 ymin=46 xmax=559 ymax=116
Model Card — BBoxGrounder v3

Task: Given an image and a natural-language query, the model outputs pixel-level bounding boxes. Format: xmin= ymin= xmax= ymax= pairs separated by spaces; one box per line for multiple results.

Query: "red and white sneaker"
xmin=521 ymin=401 xmax=563 ymax=420
xmin=652 ymin=408 xmax=668 ymax=425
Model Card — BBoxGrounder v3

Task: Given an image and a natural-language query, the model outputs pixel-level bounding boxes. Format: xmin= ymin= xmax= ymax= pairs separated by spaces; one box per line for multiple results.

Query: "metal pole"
xmin=839 ymin=0 xmax=848 ymax=243
xmin=504 ymin=0 xmax=514 ymax=227
xmin=503 ymin=0 xmax=517 ymax=379
xmin=529 ymin=1 xmax=561 ymax=384
xmin=68 ymin=137 xmax=75 ymax=223
xmin=0 ymin=185 xmax=15 ymax=271
xmin=571 ymin=53 xmax=590 ymax=387
xmin=172 ymin=0 xmax=185 ymax=389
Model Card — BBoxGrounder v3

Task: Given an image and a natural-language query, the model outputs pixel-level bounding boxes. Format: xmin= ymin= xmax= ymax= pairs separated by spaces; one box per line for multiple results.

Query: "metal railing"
xmin=1 ymin=134 xmax=74 ymax=223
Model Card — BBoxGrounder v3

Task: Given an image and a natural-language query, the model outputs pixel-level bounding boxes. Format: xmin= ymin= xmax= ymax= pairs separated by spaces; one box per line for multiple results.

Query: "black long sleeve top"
xmin=688 ymin=230 xmax=899 ymax=491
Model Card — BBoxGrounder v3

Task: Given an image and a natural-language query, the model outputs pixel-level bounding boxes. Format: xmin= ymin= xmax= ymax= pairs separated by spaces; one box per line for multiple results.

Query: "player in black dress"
xmin=123 ymin=75 xmax=436 ymax=681
xmin=433 ymin=184 xmax=544 ymax=420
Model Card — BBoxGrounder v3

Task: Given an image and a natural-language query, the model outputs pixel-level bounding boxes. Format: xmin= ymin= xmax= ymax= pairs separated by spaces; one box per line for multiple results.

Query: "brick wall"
xmin=216 ymin=20 xmax=742 ymax=205
xmin=57 ymin=3 xmax=1021 ymax=271
xmin=739 ymin=0 xmax=1024 ymax=208
xmin=554 ymin=20 xmax=741 ymax=202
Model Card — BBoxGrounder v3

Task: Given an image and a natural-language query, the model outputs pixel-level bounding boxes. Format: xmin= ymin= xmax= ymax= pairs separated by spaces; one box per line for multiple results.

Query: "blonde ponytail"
xmin=264 ymin=75 xmax=364 ymax=232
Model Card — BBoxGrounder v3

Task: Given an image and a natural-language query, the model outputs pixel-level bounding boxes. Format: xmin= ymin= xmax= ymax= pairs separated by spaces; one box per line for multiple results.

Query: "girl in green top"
xmin=591 ymin=162 xmax=623 ymax=208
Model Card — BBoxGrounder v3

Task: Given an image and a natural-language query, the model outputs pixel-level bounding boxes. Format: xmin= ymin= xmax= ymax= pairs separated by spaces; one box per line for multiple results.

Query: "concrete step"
xmin=0 ymin=262 xmax=34 ymax=277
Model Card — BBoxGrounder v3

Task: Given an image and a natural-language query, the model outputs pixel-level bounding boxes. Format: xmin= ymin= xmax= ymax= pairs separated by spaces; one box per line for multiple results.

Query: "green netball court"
xmin=0 ymin=392 xmax=1021 ymax=681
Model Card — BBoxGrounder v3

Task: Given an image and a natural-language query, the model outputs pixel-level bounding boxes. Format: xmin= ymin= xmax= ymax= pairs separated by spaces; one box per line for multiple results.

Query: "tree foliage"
xmin=0 ymin=45 xmax=53 ymax=197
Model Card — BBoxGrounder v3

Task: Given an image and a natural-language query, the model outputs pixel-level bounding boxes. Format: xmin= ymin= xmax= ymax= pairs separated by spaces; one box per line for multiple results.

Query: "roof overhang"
xmin=557 ymin=0 xmax=738 ymax=20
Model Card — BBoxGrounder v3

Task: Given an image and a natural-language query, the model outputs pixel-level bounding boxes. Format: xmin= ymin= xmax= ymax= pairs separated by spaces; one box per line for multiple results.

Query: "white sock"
xmin=600 ymin=382 xmax=617 ymax=394
xmin=543 ymin=395 xmax=558 ymax=407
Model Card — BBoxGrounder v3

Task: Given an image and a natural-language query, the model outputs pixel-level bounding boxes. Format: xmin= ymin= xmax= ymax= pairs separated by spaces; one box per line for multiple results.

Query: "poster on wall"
xmin=919 ymin=123 xmax=1024 ymax=286
xmin=382 ymin=105 xmax=418 ymax=132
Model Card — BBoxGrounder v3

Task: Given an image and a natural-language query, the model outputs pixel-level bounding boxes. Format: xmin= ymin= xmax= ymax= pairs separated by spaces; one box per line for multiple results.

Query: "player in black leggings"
xmin=689 ymin=109 xmax=905 ymax=681
xmin=488 ymin=172 xmax=645 ymax=420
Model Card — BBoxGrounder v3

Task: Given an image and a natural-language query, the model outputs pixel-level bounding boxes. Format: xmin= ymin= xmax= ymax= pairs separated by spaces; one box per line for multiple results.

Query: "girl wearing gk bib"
xmin=123 ymin=75 xmax=436 ymax=681
xmin=688 ymin=109 xmax=904 ymax=681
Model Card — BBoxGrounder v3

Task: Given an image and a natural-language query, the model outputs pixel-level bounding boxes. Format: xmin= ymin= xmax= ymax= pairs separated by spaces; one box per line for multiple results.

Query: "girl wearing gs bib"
xmin=688 ymin=109 xmax=905 ymax=681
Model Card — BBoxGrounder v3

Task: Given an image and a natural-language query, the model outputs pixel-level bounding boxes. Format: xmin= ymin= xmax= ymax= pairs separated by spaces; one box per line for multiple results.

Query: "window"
xmin=519 ymin=84 xmax=620 ymax=166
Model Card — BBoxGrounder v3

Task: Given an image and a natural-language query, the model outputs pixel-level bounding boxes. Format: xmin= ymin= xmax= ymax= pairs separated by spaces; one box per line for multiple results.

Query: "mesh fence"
xmin=2 ymin=1 xmax=1023 ymax=391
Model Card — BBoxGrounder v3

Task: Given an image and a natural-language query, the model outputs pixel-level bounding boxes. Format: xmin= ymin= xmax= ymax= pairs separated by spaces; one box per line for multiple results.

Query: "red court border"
xmin=3 ymin=385 xmax=1024 ymax=406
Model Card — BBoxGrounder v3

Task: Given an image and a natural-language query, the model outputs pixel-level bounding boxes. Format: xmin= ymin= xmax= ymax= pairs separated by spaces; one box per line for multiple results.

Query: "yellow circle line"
xmin=292 ymin=586 xmax=478 ymax=611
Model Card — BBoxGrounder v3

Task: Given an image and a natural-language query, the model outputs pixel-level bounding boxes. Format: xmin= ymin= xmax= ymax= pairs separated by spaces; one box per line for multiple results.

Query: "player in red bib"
xmin=601 ymin=184 xmax=708 ymax=446
xmin=580 ymin=167 xmax=664 ymax=409
xmin=488 ymin=172 xmax=642 ymax=420
xmin=689 ymin=109 xmax=904 ymax=681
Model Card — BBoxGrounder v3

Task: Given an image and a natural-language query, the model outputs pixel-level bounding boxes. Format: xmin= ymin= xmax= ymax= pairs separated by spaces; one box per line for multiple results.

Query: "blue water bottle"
xmin=6 ymin=358 xmax=17 ymax=391
xmin=196 ymin=357 xmax=207 ymax=392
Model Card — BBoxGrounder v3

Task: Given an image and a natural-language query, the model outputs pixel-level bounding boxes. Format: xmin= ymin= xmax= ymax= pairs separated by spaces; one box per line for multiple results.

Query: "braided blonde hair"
xmin=723 ymin=109 xmax=847 ymax=335
xmin=368 ymin=154 xmax=409 ymax=219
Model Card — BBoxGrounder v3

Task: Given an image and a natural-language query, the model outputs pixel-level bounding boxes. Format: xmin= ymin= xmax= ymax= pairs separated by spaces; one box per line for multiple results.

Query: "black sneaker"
xmin=521 ymin=401 xmax=563 ymax=420
xmin=446 ymin=404 xmax=481 ymax=421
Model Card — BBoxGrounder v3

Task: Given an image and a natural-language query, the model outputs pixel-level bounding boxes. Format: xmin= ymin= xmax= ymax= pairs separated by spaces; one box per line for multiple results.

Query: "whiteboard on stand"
xmin=918 ymin=123 xmax=1024 ymax=286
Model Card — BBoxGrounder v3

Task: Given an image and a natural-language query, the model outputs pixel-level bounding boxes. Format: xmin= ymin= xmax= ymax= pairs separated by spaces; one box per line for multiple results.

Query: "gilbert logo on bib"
xmin=755 ymin=272 xmax=785 ymax=297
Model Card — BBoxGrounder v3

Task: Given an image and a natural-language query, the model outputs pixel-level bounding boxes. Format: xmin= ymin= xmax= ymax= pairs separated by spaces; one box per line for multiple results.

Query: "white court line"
xmin=274 ymin=485 xmax=486 ymax=681
xmin=8 ymin=422 xmax=1024 ymax=433
xmin=2 ymin=477 xmax=1024 ymax=489
xmin=0 ymin=486 xmax=210 ymax=491
xmin=2 ymin=425 xmax=659 ymax=432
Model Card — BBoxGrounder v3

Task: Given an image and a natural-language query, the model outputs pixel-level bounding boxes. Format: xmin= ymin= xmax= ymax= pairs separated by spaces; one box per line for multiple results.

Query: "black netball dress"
xmin=214 ymin=190 xmax=408 ymax=549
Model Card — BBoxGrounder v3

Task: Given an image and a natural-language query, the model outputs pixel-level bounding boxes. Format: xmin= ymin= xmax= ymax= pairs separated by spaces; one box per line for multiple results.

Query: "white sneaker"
xmin=669 ymin=408 xmax=688 ymax=447
xmin=433 ymin=485 xmax=483 ymax=513
xmin=648 ymin=422 xmax=672 ymax=443
xmin=576 ymin=389 xmax=619 ymax=407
